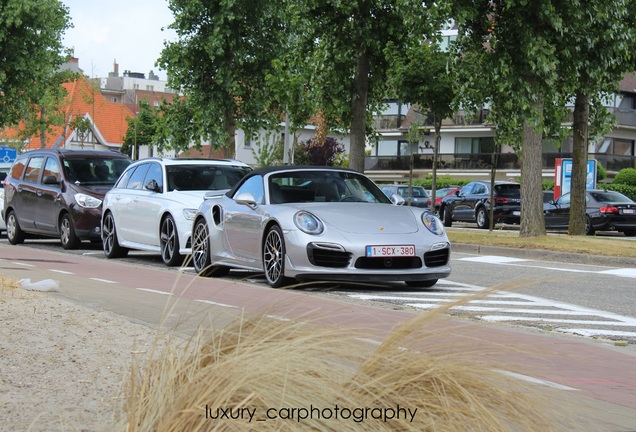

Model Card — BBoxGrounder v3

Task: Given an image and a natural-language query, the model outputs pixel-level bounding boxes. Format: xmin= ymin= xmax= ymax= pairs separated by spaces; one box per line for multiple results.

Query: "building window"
xmin=146 ymin=85 xmax=154 ymax=91
xmin=595 ymin=138 xmax=634 ymax=156
xmin=111 ymin=97 xmax=118 ymax=103
xmin=454 ymin=137 xmax=495 ymax=154
xmin=133 ymin=84 xmax=139 ymax=90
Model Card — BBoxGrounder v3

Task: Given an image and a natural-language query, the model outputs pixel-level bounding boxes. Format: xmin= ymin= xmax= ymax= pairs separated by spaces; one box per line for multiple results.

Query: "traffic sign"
xmin=0 ymin=146 xmax=17 ymax=163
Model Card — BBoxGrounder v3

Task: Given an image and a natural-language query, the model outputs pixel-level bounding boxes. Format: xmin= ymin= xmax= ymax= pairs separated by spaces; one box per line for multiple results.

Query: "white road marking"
xmin=13 ymin=261 xmax=34 ymax=267
xmin=195 ymin=299 xmax=238 ymax=308
xmin=559 ymin=329 xmax=636 ymax=337
xmin=90 ymin=277 xmax=118 ymax=284
xmin=481 ymin=316 xmax=636 ymax=326
xmin=460 ymin=256 xmax=529 ymax=264
xmin=136 ymin=288 xmax=172 ymax=295
xmin=266 ymin=314 xmax=291 ymax=321
xmin=494 ymin=370 xmax=578 ymax=391
xmin=49 ymin=269 xmax=74 ymax=275
xmin=598 ymin=268 xmax=636 ymax=278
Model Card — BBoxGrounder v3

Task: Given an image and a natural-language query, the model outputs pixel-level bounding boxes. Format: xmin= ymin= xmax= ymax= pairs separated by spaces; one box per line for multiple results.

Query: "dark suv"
xmin=439 ymin=180 xmax=521 ymax=229
xmin=3 ymin=149 xmax=131 ymax=249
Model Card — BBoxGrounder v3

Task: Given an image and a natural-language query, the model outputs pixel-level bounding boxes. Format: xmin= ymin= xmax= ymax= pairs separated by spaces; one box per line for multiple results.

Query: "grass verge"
xmin=447 ymin=229 xmax=636 ymax=259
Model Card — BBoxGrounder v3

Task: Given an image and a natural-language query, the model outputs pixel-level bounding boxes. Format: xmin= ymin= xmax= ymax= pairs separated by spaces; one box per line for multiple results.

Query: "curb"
xmin=451 ymin=243 xmax=636 ymax=268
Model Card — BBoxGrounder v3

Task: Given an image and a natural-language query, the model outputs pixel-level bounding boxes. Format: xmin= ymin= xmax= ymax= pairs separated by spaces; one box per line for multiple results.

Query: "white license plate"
xmin=366 ymin=245 xmax=416 ymax=257
xmin=513 ymin=211 xmax=521 ymax=216
xmin=622 ymin=209 xmax=635 ymax=214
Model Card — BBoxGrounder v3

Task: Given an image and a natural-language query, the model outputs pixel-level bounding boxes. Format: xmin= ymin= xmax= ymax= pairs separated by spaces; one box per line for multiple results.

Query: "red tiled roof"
xmin=619 ymin=72 xmax=636 ymax=93
xmin=2 ymin=77 xmax=134 ymax=150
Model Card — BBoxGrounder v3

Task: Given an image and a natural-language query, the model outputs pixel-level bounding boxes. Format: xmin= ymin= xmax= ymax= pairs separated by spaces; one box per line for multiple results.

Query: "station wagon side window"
xmin=127 ymin=163 xmax=150 ymax=190
xmin=23 ymin=156 xmax=44 ymax=183
xmin=114 ymin=165 xmax=136 ymax=189
xmin=144 ymin=162 xmax=163 ymax=191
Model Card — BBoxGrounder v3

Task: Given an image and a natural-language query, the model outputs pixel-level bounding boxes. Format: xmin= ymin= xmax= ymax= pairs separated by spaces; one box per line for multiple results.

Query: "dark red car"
xmin=427 ymin=186 xmax=462 ymax=211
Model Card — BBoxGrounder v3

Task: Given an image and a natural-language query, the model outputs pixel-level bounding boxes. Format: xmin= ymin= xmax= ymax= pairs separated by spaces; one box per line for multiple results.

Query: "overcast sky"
xmin=61 ymin=0 xmax=177 ymax=80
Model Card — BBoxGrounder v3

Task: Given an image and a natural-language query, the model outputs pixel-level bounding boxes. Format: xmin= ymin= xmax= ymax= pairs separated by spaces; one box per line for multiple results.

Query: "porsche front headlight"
xmin=294 ymin=211 xmax=324 ymax=235
xmin=422 ymin=212 xmax=445 ymax=235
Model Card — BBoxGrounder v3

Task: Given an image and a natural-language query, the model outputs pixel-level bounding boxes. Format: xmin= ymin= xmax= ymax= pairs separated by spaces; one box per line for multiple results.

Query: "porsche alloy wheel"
xmin=102 ymin=212 xmax=128 ymax=258
xmin=263 ymin=225 xmax=290 ymax=288
xmin=160 ymin=215 xmax=183 ymax=266
xmin=192 ymin=220 xmax=230 ymax=277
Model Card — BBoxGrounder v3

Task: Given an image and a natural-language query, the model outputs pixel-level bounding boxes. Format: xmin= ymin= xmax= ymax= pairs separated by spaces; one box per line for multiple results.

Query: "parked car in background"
xmin=0 ymin=162 xmax=10 ymax=233
xmin=543 ymin=190 xmax=555 ymax=204
xmin=3 ymin=149 xmax=131 ymax=248
xmin=379 ymin=184 xmax=430 ymax=208
xmin=544 ymin=189 xmax=636 ymax=236
xmin=101 ymin=158 xmax=252 ymax=266
xmin=191 ymin=166 xmax=451 ymax=288
xmin=427 ymin=186 xmax=462 ymax=211
xmin=439 ymin=180 xmax=521 ymax=229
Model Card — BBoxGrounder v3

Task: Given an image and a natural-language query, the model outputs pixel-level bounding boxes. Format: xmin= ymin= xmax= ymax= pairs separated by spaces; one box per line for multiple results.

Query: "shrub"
xmin=613 ymin=168 xmax=636 ymax=186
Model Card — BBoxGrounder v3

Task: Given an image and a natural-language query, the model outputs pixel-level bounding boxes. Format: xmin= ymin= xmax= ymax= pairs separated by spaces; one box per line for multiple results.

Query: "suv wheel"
xmin=441 ymin=207 xmax=452 ymax=227
xmin=60 ymin=213 xmax=81 ymax=249
xmin=476 ymin=207 xmax=490 ymax=229
xmin=6 ymin=210 xmax=26 ymax=245
xmin=160 ymin=215 xmax=183 ymax=266
xmin=102 ymin=212 xmax=129 ymax=258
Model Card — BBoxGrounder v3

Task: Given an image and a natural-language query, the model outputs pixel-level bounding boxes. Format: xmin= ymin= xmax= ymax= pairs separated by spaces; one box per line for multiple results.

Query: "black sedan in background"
xmin=544 ymin=189 xmax=636 ymax=236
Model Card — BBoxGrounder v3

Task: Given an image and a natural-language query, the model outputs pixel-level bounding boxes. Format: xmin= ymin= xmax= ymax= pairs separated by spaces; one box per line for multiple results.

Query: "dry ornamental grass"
xmin=1 ymin=274 xmax=577 ymax=432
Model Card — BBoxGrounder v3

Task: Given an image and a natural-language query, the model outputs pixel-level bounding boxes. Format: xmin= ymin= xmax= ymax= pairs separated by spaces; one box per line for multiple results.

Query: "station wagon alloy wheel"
xmin=102 ymin=212 xmax=128 ymax=258
xmin=160 ymin=216 xmax=183 ymax=266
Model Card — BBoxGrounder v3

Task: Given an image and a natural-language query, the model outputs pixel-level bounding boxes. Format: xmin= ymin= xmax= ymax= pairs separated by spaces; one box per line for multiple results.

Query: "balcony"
xmin=365 ymin=152 xmax=636 ymax=173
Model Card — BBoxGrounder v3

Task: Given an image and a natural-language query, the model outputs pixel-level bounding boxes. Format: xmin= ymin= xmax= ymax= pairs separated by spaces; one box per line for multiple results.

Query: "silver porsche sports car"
xmin=191 ymin=166 xmax=451 ymax=288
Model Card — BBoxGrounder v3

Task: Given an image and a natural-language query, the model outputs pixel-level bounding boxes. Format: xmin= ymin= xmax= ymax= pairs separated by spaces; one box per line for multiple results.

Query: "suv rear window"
xmin=494 ymin=184 xmax=521 ymax=197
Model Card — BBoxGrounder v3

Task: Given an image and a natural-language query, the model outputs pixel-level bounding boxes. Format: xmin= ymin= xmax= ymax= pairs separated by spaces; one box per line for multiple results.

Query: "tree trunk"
xmin=569 ymin=91 xmax=589 ymax=236
xmin=222 ymin=110 xmax=236 ymax=159
xmin=519 ymin=99 xmax=546 ymax=237
xmin=431 ymin=120 xmax=442 ymax=213
xmin=348 ymin=47 xmax=370 ymax=173
xmin=40 ymin=107 xmax=47 ymax=148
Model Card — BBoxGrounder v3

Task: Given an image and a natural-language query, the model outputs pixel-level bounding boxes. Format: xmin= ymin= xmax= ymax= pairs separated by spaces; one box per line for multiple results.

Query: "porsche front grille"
xmin=307 ymin=244 xmax=352 ymax=268
xmin=424 ymin=248 xmax=450 ymax=267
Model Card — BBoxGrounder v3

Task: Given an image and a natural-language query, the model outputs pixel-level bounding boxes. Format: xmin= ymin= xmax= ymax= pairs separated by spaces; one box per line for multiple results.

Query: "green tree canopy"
xmin=158 ymin=0 xmax=289 ymax=158
xmin=0 ymin=0 xmax=72 ymax=128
